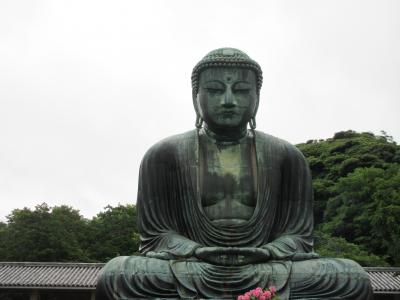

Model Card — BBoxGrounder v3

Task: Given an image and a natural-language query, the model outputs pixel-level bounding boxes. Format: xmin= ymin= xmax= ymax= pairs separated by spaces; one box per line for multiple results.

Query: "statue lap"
xmin=96 ymin=256 xmax=372 ymax=299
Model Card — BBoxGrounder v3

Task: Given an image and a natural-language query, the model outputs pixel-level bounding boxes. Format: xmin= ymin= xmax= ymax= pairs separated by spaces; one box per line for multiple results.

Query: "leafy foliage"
xmin=0 ymin=203 xmax=139 ymax=262
xmin=298 ymin=130 xmax=400 ymax=266
xmin=314 ymin=230 xmax=388 ymax=267
xmin=86 ymin=204 xmax=139 ymax=261
xmin=0 ymin=203 xmax=89 ymax=262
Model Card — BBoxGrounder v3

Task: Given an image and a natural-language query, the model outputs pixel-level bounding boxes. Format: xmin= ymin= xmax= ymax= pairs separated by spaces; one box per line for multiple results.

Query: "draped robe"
xmin=96 ymin=130 xmax=372 ymax=299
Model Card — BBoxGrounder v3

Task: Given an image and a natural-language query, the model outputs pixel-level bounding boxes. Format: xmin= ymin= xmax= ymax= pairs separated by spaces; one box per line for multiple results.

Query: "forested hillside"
xmin=0 ymin=130 xmax=398 ymax=266
xmin=297 ymin=130 xmax=400 ymax=266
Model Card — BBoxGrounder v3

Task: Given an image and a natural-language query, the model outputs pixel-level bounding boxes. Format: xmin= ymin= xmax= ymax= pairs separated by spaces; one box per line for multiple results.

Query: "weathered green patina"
xmin=96 ymin=48 xmax=373 ymax=299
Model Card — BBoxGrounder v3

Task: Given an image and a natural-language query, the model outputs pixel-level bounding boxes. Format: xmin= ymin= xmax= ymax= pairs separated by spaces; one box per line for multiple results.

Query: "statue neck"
xmin=203 ymin=125 xmax=248 ymax=144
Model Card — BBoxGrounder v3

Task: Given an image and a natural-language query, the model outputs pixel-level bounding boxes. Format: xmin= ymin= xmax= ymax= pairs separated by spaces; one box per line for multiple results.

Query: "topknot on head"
xmin=191 ymin=48 xmax=263 ymax=98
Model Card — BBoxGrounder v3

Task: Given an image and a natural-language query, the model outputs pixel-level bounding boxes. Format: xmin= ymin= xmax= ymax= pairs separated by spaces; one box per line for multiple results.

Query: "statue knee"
xmin=291 ymin=258 xmax=368 ymax=282
xmin=290 ymin=258 xmax=372 ymax=299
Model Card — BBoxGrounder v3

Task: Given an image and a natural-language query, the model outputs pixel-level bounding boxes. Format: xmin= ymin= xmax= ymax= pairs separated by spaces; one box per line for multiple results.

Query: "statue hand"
xmin=194 ymin=247 xmax=270 ymax=266
xmin=292 ymin=252 xmax=320 ymax=260
xmin=145 ymin=251 xmax=175 ymax=260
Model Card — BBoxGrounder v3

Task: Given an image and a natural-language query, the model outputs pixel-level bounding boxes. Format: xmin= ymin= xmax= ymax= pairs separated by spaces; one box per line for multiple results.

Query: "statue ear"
xmin=193 ymin=93 xmax=203 ymax=129
xmin=193 ymin=93 xmax=201 ymax=116
xmin=253 ymin=94 xmax=260 ymax=118
xmin=250 ymin=94 xmax=260 ymax=130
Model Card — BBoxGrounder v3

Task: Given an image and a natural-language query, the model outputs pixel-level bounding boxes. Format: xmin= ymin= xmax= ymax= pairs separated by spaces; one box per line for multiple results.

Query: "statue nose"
xmin=221 ymin=88 xmax=236 ymax=108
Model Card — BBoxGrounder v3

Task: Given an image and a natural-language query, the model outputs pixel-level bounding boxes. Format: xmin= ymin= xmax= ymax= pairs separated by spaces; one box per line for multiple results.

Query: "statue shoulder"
xmin=141 ymin=130 xmax=197 ymax=164
xmin=253 ymin=130 xmax=307 ymax=161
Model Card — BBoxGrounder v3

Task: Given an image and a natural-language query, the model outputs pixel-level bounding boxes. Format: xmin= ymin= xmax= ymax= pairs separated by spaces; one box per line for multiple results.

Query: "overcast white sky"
xmin=0 ymin=0 xmax=399 ymax=221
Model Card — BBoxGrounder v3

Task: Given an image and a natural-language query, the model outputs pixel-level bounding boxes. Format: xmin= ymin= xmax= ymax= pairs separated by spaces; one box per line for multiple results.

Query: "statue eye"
xmin=233 ymin=82 xmax=251 ymax=94
xmin=206 ymin=87 xmax=224 ymax=95
xmin=233 ymin=88 xmax=250 ymax=94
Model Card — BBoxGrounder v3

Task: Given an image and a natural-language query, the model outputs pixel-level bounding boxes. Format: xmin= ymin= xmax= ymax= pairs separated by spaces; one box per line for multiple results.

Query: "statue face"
xmin=197 ymin=67 xmax=258 ymax=131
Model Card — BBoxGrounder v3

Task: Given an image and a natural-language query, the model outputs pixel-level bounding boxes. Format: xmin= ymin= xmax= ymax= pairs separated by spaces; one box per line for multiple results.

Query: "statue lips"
xmin=218 ymin=110 xmax=237 ymax=118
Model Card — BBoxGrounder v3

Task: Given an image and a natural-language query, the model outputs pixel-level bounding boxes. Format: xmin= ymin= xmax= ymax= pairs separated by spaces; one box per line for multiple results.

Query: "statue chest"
xmin=199 ymin=134 xmax=257 ymax=223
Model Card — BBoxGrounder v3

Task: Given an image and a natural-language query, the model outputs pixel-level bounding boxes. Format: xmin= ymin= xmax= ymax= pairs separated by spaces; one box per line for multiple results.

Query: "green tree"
xmin=86 ymin=204 xmax=139 ymax=262
xmin=0 ymin=203 xmax=89 ymax=262
xmin=322 ymin=166 xmax=400 ymax=265
xmin=298 ymin=130 xmax=400 ymax=266
xmin=314 ymin=230 xmax=388 ymax=267
xmin=0 ymin=222 xmax=7 ymax=259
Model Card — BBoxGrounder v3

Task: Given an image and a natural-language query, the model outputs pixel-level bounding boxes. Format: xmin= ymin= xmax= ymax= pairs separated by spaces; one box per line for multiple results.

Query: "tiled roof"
xmin=364 ymin=267 xmax=400 ymax=293
xmin=0 ymin=263 xmax=399 ymax=293
xmin=0 ymin=262 xmax=104 ymax=289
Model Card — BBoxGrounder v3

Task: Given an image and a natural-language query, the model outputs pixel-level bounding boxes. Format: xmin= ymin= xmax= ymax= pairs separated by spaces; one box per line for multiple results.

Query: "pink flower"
xmin=252 ymin=289 xmax=261 ymax=297
xmin=269 ymin=286 xmax=277 ymax=294
xmin=263 ymin=291 xmax=272 ymax=299
xmin=240 ymin=286 xmax=277 ymax=300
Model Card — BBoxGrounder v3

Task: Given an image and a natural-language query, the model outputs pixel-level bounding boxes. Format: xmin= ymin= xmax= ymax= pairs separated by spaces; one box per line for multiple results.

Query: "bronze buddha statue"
xmin=96 ymin=48 xmax=372 ymax=299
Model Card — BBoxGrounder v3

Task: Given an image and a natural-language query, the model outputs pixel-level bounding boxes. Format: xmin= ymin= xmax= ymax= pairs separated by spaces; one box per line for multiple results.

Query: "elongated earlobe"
xmin=249 ymin=117 xmax=256 ymax=129
xmin=195 ymin=115 xmax=203 ymax=129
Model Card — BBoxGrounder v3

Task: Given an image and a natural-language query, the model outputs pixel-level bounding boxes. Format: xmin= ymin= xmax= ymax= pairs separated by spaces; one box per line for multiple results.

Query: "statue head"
xmin=191 ymin=48 xmax=263 ymax=131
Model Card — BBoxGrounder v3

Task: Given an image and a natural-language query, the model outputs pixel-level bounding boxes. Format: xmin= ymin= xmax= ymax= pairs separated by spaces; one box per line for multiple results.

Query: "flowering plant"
xmin=237 ymin=286 xmax=279 ymax=300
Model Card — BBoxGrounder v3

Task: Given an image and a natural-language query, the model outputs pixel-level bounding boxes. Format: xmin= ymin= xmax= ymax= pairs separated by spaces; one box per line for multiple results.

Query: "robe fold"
xmin=138 ymin=130 xmax=314 ymax=257
xmin=96 ymin=129 xmax=372 ymax=299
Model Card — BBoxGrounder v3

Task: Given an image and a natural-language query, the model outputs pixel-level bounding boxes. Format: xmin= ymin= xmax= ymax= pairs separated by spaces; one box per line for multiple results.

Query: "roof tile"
xmin=364 ymin=267 xmax=400 ymax=293
xmin=0 ymin=262 xmax=104 ymax=289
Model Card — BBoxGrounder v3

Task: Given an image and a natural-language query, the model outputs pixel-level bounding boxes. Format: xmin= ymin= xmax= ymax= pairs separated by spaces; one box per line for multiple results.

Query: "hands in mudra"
xmin=146 ymin=247 xmax=270 ymax=266
xmin=194 ymin=247 xmax=271 ymax=266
